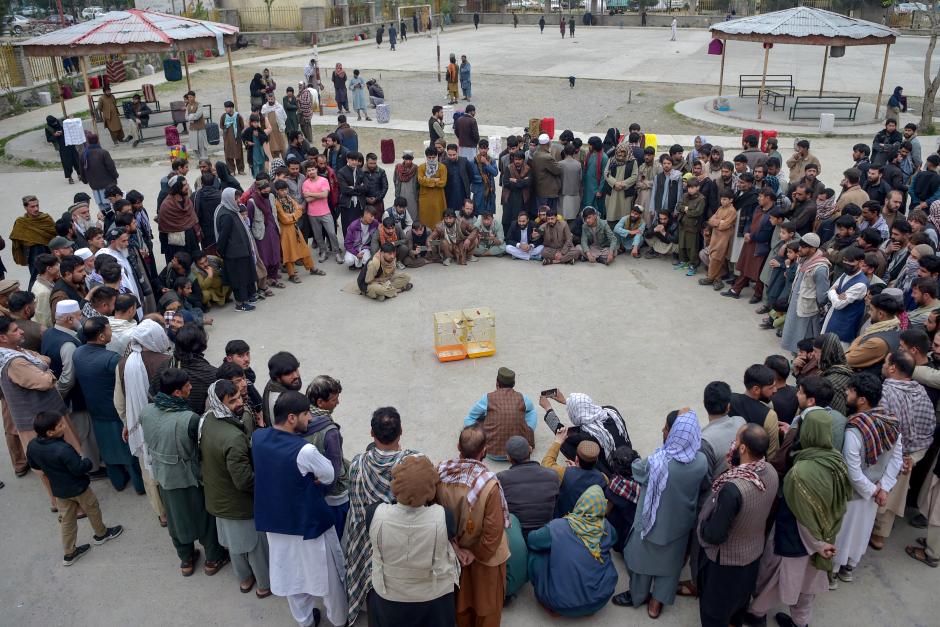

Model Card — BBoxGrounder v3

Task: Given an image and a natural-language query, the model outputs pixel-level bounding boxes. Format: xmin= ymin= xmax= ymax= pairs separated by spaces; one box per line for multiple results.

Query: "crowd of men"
xmin=9 ymin=57 xmax=940 ymax=626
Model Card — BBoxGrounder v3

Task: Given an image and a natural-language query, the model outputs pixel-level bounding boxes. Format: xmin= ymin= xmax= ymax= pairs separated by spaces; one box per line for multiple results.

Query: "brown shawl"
xmin=476 ymin=154 xmax=493 ymax=199
xmin=158 ymin=195 xmax=199 ymax=233
xmin=10 ymin=213 xmax=56 ymax=266
xmin=500 ymin=161 xmax=530 ymax=204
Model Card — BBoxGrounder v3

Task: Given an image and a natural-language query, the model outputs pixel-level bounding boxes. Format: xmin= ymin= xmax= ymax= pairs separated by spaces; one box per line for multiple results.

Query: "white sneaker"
xmin=396 ymin=261 xmax=406 ymax=270
xmin=442 ymin=258 xmax=452 ymax=266
xmin=469 ymin=255 xmax=479 ymax=262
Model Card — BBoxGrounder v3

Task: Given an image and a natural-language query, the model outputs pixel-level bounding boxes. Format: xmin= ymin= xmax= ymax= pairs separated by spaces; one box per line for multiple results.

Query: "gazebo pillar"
xmin=756 ymin=43 xmax=771 ymax=120
xmin=226 ymin=46 xmax=239 ymax=112
xmin=875 ymin=43 xmax=891 ymax=120
xmin=819 ymin=46 xmax=829 ymax=96
xmin=79 ymin=56 xmax=99 ymax=136
xmin=718 ymin=39 xmax=727 ymax=97
xmin=182 ymin=52 xmax=192 ymax=91
xmin=51 ymin=58 xmax=67 ymax=118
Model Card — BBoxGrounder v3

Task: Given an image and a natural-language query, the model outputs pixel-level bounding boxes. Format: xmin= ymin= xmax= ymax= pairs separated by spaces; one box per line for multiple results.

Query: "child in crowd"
xmin=699 ymin=189 xmax=737 ymax=290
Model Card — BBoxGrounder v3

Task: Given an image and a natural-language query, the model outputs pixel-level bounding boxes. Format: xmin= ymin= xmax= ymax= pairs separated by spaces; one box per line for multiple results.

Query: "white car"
xmin=3 ymin=15 xmax=31 ymax=35
xmin=81 ymin=7 xmax=104 ymax=19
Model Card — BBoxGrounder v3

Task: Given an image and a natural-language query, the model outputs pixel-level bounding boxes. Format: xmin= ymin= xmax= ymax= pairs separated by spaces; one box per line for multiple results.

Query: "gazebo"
xmin=709 ymin=7 xmax=898 ymax=119
xmin=19 ymin=9 xmax=240 ymax=135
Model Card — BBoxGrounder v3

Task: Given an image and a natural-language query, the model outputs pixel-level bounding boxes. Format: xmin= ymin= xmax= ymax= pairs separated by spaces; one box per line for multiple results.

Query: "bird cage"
xmin=461 ymin=307 xmax=496 ymax=359
xmin=434 ymin=310 xmax=468 ymax=362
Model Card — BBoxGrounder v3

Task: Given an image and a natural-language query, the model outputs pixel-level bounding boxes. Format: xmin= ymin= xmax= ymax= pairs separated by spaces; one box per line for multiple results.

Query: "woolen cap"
xmin=800 ymin=233 xmax=821 ymax=248
xmin=496 ymin=367 xmax=515 ymax=387
xmin=505 ymin=436 xmax=530 ymax=463
xmin=391 ymin=455 xmax=439 ymax=508
xmin=0 ymin=279 xmax=20 ymax=295
xmin=55 ymin=300 xmax=80 ymax=317
xmin=576 ymin=440 xmax=601 ymax=463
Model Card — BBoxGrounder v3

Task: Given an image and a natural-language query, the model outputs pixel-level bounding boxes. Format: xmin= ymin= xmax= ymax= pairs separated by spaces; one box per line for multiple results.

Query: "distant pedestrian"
xmin=473 ymin=12 xmax=480 ymax=30
xmin=671 ymin=17 xmax=678 ymax=41
xmin=641 ymin=8 xmax=647 ymax=26
xmin=513 ymin=13 xmax=518 ymax=28
xmin=400 ymin=19 xmax=407 ymax=40
xmin=560 ymin=17 xmax=565 ymax=38
xmin=539 ymin=15 xmax=545 ymax=33
xmin=389 ymin=24 xmax=397 ymax=51
xmin=376 ymin=24 xmax=384 ymax=47
xmin=459 ymin=55 xmax=472 ymax=101
xmin=413 ymin=12 xmax=419 ymax=34
xmin=568 ymin=16 xmax=575 ymax=37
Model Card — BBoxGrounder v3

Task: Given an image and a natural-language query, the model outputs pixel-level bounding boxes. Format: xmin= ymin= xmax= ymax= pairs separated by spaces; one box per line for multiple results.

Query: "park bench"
xmin=739 ymin=75 xmax=794 ymax=98
xmin=788 ymin=96 xmax=860 ymax=121
xmin=759 ymin=88 xmax=787 ymax=112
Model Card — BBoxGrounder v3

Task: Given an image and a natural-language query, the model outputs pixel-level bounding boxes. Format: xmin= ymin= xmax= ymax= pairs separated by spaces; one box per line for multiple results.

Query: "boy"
xmin=301 ymin=375 xmax=350 ymax=538
xmin=699 ymin=189 xmax=736 ymax=289
xmin=26 ymin=411 xmax=123 ymax=566
xmin=675 ymin=178 xmax=705 ymax=275
xmin=757 ymin=212 xmax=794 ymax=312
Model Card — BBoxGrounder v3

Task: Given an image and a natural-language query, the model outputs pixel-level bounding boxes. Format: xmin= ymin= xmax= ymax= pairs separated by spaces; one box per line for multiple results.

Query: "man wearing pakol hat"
xmin=0 ymin=279 xmax=20 ymax=317
xmin=845 ymin=292 xmax=902 ymax=372
xmin=10 ymin=195 xmax=56 ymax=289
xmin=542 ymin=430 xmax=607 ymax=518
xmin=464 ymin=367 xmax=536 ymax=461
xmin=530 ymin=133 xmax=562 ymax=212
xmin=781 ymin=232 xmax=832 ymax=354
xmin=367 ymin=454 xmax=458 ymax=626
xmin=41 ymin=299 xmax=103 ymax=478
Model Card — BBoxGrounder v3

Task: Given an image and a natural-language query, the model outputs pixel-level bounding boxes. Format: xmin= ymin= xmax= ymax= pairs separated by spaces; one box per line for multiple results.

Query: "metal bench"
xmin=759 ymin=89 xmax=786 ymax=112
xmin=788 ymin=96 xmax=860 ymax=121
xmin=739 ymin=74 xmax=794 ymax=98
xmin=123 ymin=104 xmax=213 ymax=145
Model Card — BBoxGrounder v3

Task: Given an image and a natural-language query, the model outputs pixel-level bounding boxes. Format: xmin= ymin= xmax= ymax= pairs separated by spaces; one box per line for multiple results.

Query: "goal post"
xmin=397 ymin=4 xmax=434 ymax=28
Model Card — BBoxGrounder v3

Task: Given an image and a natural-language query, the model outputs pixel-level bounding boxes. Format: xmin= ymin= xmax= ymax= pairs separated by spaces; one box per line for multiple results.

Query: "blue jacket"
xmin=749 ymin=208 xmax=775 ymax=257
xmin=73 ymin=343 xmax=121 ymax=421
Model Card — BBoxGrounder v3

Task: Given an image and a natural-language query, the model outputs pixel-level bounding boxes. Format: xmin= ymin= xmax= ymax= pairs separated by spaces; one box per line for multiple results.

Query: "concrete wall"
xmin=238 ymin=23 xmax=378 ymax=48
xmin=450 ymin=12 xmax=728 ymax=28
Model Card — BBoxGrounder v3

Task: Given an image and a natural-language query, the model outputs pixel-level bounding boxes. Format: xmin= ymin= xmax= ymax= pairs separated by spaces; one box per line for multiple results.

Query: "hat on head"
xmin=0 ymin=279 xmax=20 ymax=295
xmin=538 ymin=133 xmax=550 ymax=145
xmin=390 ymin=455 xmax=439 ymax=507
xmin=68 ymin=202 xmax=88 ymax=214
xmin=105 ymin=228 xmax=124 ymax=243
xmin=914 ymin=244 xmax=935 ymax=258
xmin=496 ymin=367 xmax=515 ymax=387
xmin=576 ymin=440 xmax=601 ymax=464
xmin=55 ymin=300 xmax=80 ymax=317
xmin=49 ymin=236 xmax=73 ymax=250
xmin=73 ymin=192 xmax=91 ymax=204
xmin=505 ymin=436 xmax=531 ymax=463
xmin=74 ymin=247 xmax=93 ymax=261
xmin=882 ymin=287 xmax=904 ymax=305
xmin=800 ymin=232 xmax=821 ymax=248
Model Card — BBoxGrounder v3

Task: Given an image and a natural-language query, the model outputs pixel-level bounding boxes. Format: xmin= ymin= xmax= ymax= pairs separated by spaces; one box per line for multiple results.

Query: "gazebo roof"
xmin=18 ymin=9 xmax=239 ymax=56
xmin=710 ymin=7 xmax=897 ymax=46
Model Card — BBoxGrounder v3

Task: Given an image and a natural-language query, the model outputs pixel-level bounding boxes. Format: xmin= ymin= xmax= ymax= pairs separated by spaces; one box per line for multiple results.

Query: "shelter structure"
xmin=19 ymin=9 xmax=239 ymax=134
xmin=709 ymin=7 xmax=898 ymax=120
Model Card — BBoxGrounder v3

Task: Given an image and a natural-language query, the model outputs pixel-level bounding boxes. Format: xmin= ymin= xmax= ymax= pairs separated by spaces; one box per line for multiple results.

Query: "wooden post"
xmin=80 ymin=56 xmax=99 ymax=136
xmin=182 ymin=51 xmax=191 ymax=91
xmin=225 ymin=45 xmax=238 ymax=112
xmin=718 ymin=39 xmax=726 ymax=97
xmin=874 ymin=43 xmax=891 ymax=120
xmin=819 ymin=46 xmax=829 ymax=96
xmin=756 ymin=43 xmax=770 ymax=120
xmin=51 ymin=57 xmax=67 ymax=118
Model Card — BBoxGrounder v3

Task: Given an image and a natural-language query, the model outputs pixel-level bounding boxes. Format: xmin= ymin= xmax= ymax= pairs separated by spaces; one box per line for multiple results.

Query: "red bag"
xmin=540 ymin=117 xmax=555 ymax=140
xmin=741 ymin=128 xmax=760 ymax=148
xmin=380 ymin=138 xmax=395 ymax=164
xmin=760 ymin=130 xmax=778 ymax=152
xmin=165 ymin=126 xmax=180 ymax=147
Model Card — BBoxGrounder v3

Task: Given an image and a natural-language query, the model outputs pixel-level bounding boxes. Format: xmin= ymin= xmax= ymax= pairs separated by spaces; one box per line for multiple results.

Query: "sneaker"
xmin=335 ymin=253 xmax=344 ymax=264
xmin=755 ymin=305 xmax=771 ymax=315
xmin=712 ymin=280 xmax=724 ymax=291
xmin=721 ymin=289 xmax=740 ymax=299
xmin=248 ymin=294 xmax=259 ymax=303
xmin=828 ymin=574 xmax=839 ymax=591
xmin=672 ymin=261 xmax=686 ymax=269
xmin=442 ymin=258 xmax=452 ymax=266
xmin=697 ymin=277 xmax=713 ymax=286
xmin=837 ymin=565 xmax=854 ymax=582
xmin=63 ymin=544 xmax=91 ymax=566
xmin=93 ymin=525 xmax=123 ymax=545
xmin=235 ymin=303 xmax=256 ymax=312
xmin=685 ymin=267 xmax=696 ymax=277
xmin=469 ymin=255 xmax=479 ymax=262
xmin=396 ymin=261 xmax=406 ymax=270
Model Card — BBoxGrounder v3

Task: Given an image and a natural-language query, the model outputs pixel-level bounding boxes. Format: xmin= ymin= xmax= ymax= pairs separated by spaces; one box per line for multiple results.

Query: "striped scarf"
xmin=711 ymin=459 xmax=767 ymax=494
xmin=847 ymin=407 xmax=900 ymax=466
xmin=608 ymin=474 xmax=640 ymax=504
xmin=438 ymin=458 xmax=510 ymax=527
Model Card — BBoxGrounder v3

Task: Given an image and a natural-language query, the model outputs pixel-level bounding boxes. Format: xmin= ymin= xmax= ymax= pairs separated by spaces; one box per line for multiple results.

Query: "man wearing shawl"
xmin=435 ymin=425 xmax=510 ymax=627
xmin=543 ymin=391 xmax=630 ymax=476
xmin=582 ymin=137 xmax=608 ymax=216
xmin=746 ymin=409 xmax=850 ymax=627
xmin=114 ymin=319 xmax=171 ymax=525
xmin=10 ymin=196 xmax=55 ymax=289
xmin=814 ymin=333 xmax=855 ymax=415
xmin=297 ymin=82 xmax=316 ymax=142
xmin=213 ymin=188 xmax=257 ymax=312
xmin=344 ymin=407 xmax=419 ymax=625
xmin=260 ymin=93 xmax=288 ymax=159
xmin=781 ymin=233 xmax=831 ymax=354
xmin=157 ymin=176 xmax=201 ymax=266
xmin=615 ymin=409 xmax=707 ymax=619
xmin=832 ymin=373 xmax=902 ymax=584
xmin=199 ymin=379 xmax=271 ymax=597
xmin=604 ymin=142 xmax=638 ymax=223
xmin=219 ymin=102 xmax=245 ymax=175
xmin=527 ymin=484 xmax=618 ymax=617
xmin=697 ymin=424 xmax=778 ymax=627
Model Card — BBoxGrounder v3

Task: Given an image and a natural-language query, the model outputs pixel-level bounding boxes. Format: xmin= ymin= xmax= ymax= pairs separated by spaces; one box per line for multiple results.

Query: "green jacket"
xmin=199 ymin=410 xmax=254 ymax=520
xmin=678 ymin=193 xmax=705 ymax=233
xmin=139 ymin=403 xmax=202 ymax=491
xmin=581 ymin=220 xmax=616 ymax=250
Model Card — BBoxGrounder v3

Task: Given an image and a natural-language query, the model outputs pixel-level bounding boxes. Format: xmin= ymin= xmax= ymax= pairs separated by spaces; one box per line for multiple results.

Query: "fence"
xmin=350 ymin=3 xmax=373 ymax=25
xmin=0 ymin=45 xmax=120 ymax=92
xmin=238 ymin=6 xmax=303 ymax=31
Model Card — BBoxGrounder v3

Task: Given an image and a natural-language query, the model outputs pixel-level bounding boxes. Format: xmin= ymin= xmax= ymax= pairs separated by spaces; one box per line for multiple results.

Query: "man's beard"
xmin=74 ymin=216 xmax=100 ymax=235
xmin=846 ymin=400 xmax=858 ymax=415
xmin=285 ymin=378 xmax=302 ymax=391
xmin=730 ymin=448 xmax=742 ymax=467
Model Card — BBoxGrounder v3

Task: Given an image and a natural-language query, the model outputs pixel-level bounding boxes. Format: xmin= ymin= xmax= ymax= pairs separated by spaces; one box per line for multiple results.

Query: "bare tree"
xmin=263 ymin=0 xmax=276 ymax=30
xmin=916 ymin=2 xmax=940 ymax=132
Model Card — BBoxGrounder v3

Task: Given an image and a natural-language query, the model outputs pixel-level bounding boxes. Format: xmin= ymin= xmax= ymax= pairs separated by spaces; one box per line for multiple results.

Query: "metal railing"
xmin=350 ymin=3 xmax=373 ymax=25
xmin=237 ymin=6 xmax=302 ymax=31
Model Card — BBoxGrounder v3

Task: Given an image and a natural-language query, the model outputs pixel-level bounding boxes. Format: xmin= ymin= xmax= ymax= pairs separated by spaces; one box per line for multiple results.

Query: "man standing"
xmin=96 ymin=86 xmax=130 ymax=145
xmin=184 ymin=91 xmax=208 ymax=160
xmin=261 ymin=92 xmax=288 ymax=158
xmin=722 ymin=187 xmax=774 ymax=301
xmin=699 ymin=381 xmax=746 ymax=476
xmin=454 ymin=105 xmax=479 ymax=161
xmin=872 ymin=118 xmax=903 ymax=167
xmin=781 ymin=233 xmax=832 ymax=353
xmin=337 ymin=152 xmax=366 ymax=237
xmin=837 ymin=167 xmax=869 ymax=212
xmin=820 ymin=246 xmax=869 ymax=347
xmin=730 ymin=364 xmax=780 ymax=460
xmin=140 ymin=368 xmax=229 ymax=576
xmin=443 ymin=144 xmax=473 ymax=212
xmin=436 ymin=426 xmax=510 ymax=627
xmin=530 ymin=134 xmax=562 ymax=211
xmin=362 ymin=153 xmax=389 ymax=217
xmin=670 ymin=16 xmax=678 ymax=40
xmin=30 ymin=254 xmax=59 ymax=329
xmin=261 ymin=351 xmax=302 ymax=428
xmin=200 ymin=379 xmax=271 ymax=597
xmin=428 ymin=105 xmax=445 ymax=144
xmin=220 ymin=101 xmax=245 ymax=175
xmin=786 ymin=140 xmax=821 ymax=181
xmin=844 ymin=293 xmax=902 ymax=372
xmin=870 ymin=350 xmax=935 ymax=549
xmin=464 ymin=367 xmax=536 ymax=461
xmin=252 ymin=390 xmax=346 ymax=627
xmin=697 ymin=424 xmax=778 ymax=627
xmin=459 ymin=55 xmax=472 ymax=101
xmin=831 ymin=373 xmax=902 ymax=584
xmin=10 ymin=195 xmax=56 ymax=289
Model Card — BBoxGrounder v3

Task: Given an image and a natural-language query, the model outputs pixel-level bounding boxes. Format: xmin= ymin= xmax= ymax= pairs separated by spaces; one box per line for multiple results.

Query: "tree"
xmin=263 ymin=0 xmax=275 ymax=30
xmin=914 ymin=2 xmax=940 ymax=132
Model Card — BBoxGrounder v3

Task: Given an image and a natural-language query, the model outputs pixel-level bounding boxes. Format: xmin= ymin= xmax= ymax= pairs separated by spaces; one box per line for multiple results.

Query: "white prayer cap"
xmin=538 ymin=133 xmax=550 ymax=145
xmin=74 ymin=247 xmax=93 ymax=261
xmin=55 ymin=300 xmax=80 ymax=317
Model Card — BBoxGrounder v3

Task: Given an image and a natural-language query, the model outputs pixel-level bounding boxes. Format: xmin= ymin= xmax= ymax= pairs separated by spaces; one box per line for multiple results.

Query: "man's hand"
xmin=452 ymin=541 xmax=475 ymax=566
xmin=837 ymin=293 xmax=847 ymax=301
xmin=818 ymin=543 xmax=837 ymax=559
xmin=554 ymin=426 xmax=568 ymax=444
xmin=779 ymin=421 xmax=790 ymax=434
xmin=902 ymin=455 xmax=913 ymax=474
xmin=793 ymin=355 xmax=806 ymax=368
xmin=539 ymin=396 xmax=552 ymax=411
xmin=874 ymin=488 xmax=888 ymax=507
xmin=770 ymin=259 xmax=780 ymax=269
xmin=554 ymin=251 xmax=562 ymax=262
xmin=122 ymin=426 xmax=129 ymax=443
xmin=203 ymin=317 xmax=214 ymax=326
xmin=553 ymin=390 xmax=565 ymax=404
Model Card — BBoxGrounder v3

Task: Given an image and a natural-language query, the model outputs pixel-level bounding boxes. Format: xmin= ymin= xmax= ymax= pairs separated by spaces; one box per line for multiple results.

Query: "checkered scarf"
xmin=438 ymin=458 xmax=510 ymax=528
xmin=711 ymin=459 xmax=767 ymax=494
xmin=565 ymin=484 xmax=608 ymax=562
xmin=566 ymin=392 xmax=628 ymax=457
xmin=847 ymin=407 xmax=900 ymax=466
xmin=639 ymin=409 xmax=701 ymax=539
xmin=608 ymin=475 xmax=641 ymax=504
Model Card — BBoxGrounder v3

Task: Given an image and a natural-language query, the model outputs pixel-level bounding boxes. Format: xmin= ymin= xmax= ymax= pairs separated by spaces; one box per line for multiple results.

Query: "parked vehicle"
xmin=81 ymin=7 xmax=105 ymax=20
xmin=2 ymin=15 xmax=32 ymax=35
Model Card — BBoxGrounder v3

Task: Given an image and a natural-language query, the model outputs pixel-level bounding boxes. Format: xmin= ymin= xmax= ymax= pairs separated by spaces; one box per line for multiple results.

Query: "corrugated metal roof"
xmin=710 ymin=7 xmax=897 ymax=40
xmin=20 ymin=9 xmax=238 ymax=48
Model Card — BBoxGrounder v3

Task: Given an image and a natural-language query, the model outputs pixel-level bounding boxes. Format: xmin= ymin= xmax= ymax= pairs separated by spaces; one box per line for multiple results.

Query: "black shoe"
xmin=742 ymin=611 xmax=767 ymax=627
xmin=721 ymin=290 xmax=740 ymax=299
xmin=910 ymin=513 xmax=929 ymax=529
xmin=775 ymin=327 xmax=783 ymax=337
xmin=611 ymin=591 xmax=634 ymax=607
xmin=748 ymin=295 xmax=762 ymax=304
xmin=774 ymin=612 xmax=798 ymax=627
xmin=93 ymin=525 xmax=123 ymax=545
xmin=721 ymin=272 xmax=733 ymax=281
xmin=63 ymin=543 xmax=91 ymax=566
xmin=14 ymin=467 xmax=29 ymax=477
xmin=759 ymin=319 xmax=774 ymax=330
xmin=755 ymin=305 xmax=771 ymax=314
xmin=88 ymin=468 xmax=108 ymax=481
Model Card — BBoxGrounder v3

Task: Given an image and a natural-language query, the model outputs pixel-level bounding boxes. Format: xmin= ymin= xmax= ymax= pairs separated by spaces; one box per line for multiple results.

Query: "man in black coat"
xmin=337 ymin=152 xmax=367 ymax=237
xmin=361 ymin=153 xmax=389 ymax=217
xmin=871 ymin=119 xmax=903 ymax=167
xmin=214 ymin=190 xmax=257 ymax=311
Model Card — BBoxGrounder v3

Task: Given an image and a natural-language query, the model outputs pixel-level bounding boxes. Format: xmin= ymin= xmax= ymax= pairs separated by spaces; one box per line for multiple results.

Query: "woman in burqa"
xmin=45 ymin=115 xmax=82 ymax=184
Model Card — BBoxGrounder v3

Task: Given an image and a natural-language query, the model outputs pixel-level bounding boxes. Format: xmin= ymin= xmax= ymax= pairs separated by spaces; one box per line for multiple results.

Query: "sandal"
xmin=158 ymin=515 xmax=167 ymax=528
xmin=271 ymin=281 xmax=286 ymax=289
xmin=868 ymin=535 xmax=885 ymax=551
xmin=263 ymin=288 xmax=274 ymax=297
xmin=402 ymin=283 xmax=413 ymax=291
xmin=310 ymin=268 xmax=326 ymax=276
xmin=204 ymin=553 xmax=230 ymax=576
xmin=240 ymin=576 xmax=256 ymax=593
xmin=906 ymin=545 xmax=939 ymax=567
xmin=289 ymin=276 xmax=302 ymax=284
xmin=180 ymin=548 xmax=201 ymax=577
xmin=647 ymin=598 xmax=663 ymax=619
xmin=676 ymin=580 xmax=698 ymax=598
xmin=255 ymin=588 xmax=273 ymax=599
